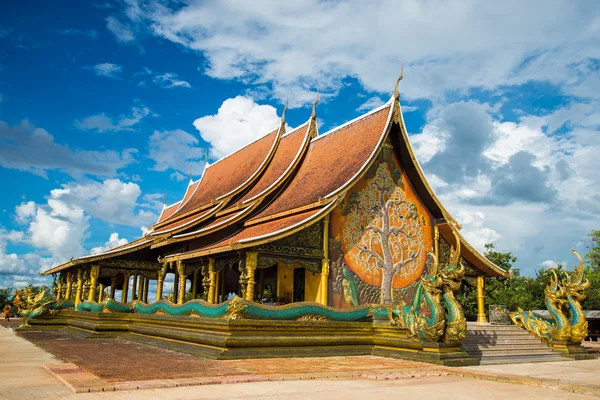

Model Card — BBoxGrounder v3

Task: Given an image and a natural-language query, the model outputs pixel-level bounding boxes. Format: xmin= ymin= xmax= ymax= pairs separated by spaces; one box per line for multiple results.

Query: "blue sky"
xmin=1 ymin=0 xmax=599 ymax=288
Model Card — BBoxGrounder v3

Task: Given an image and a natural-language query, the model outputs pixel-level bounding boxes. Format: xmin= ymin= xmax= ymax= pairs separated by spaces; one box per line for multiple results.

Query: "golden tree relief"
xmin=343 ymin=163 xmax=426 ymax=304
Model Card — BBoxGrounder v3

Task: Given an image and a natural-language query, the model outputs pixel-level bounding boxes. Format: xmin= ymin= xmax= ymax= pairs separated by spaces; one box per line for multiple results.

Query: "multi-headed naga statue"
xmin=510 ymin=248 xmax=589 ymax=344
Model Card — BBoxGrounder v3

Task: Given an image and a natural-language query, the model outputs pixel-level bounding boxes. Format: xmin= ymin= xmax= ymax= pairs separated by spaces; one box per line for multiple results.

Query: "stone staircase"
xmin=461 ymin=322 xmax=566 ymax=365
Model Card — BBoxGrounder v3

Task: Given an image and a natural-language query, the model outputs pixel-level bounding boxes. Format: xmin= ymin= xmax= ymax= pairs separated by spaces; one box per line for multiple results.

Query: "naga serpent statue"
xmin=387 ymin=223 xmax=468 ymax=346
xmin=510 ymin=269 xmax=571 ymax=343
xmin=510 ymin=248 xmax=590 ymax=344
xmin=387 ymin=251 xmax=446 ymax=343
xmin=562 ymin=248 xmax=590 ymax=343
xmin=13 ymin=286 xmax=74 ymax=323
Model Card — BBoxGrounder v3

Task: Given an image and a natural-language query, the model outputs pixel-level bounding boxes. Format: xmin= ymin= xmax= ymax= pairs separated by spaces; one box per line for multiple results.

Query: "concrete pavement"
xmin=2 ymin=325 xmax=600 ymax=400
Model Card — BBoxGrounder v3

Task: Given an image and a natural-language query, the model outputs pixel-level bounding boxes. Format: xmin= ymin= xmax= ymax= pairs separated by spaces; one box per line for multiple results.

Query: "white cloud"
xmin=49 ymin=179 xmax=159 ymax=227
xmin=90 ymin=63 xmax=122 ymax=78
xmin=0 ymin=120 xmax=136 ymax=178
xmin=148 ymin=129 xmax=206 ymax=176
xmin=75 ymin=106 xmax=152 ymax=132
xmin=357 ymin=96 xmax=385 ymax=112
xmin=410 ymin=99 xmax=600 ymax=275
xmin=0 ymin=178 xmax=161 ymax=280
xmin=136 ymin=1 xmax=600 ymax=106
xmin=193 ymin=96 xmax=281 ymax=159
xmin=90 ymin=233 xmax=129 ymax=255
xmin=106 ymin=16 xmax=135 ymax=43
xmin=170 ymin=172 xmax=186 ymax=181
xmin=153 ymin=73 xmax=191 ymax=89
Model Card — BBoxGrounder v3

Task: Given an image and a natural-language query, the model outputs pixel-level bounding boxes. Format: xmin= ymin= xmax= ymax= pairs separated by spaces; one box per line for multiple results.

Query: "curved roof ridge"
xmin=248 ymin=100 xmax=393 ymax=222
xmin=172 ymin=205 xmax=255 ymax=240
xmin=163 ymin=202 xmax=335 ymax=262
xmin=239 ymin=120 xmax=311 ymax=206
xmin=156 ymin=200 xmax=181 ymax=223
xmin=215 ymin=125 xmax=282 ymax=202
xmin=323 ymin=98 xmax=394 ymax=200
xmin=207 ymin=122 xmax=281 ymax=169
xmin=151 ymin=202 xmax=223 ymax=236
xmin=313 ymin=97 xmax=393 ymax=143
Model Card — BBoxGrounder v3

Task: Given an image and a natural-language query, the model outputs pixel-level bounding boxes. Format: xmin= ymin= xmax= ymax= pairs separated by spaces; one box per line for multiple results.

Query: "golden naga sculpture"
xmin=510 ymin=248 xmax=589 ymax=344
xmin=387 ymin=224 xmax=467 ymax=345
xmin=562 ymin=248 xmax=590 ymax=343
xmin=12 ymin=286 xmax=56 ymax=322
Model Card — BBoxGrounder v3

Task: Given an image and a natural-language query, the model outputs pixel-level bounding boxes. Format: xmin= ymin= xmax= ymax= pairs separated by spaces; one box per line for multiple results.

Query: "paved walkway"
xmin=464 ymin=359 xmax=600 ymax=389
xmin=0 ymin=326 xmax=71 ymax=399
xmin=2 ymin=325 xmax=600 ymax=399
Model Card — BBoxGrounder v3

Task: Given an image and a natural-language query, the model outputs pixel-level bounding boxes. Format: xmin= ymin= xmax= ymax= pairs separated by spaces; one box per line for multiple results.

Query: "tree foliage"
xmin=0 ymin=287 xmax=13 ymax=309
xmin=585 ymin=230 xmax=600 ymax=271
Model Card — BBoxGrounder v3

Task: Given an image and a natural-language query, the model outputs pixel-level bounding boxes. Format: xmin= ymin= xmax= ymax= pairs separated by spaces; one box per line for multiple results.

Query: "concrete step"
xmin=463 ymin=348 xmax=556 ymax=356
xmin=477 ymin=354 xmax=567 ymax=365
xmin=466 ymin=326 xmax=526 ymax=332
xmin=466 ymin=331 xmax=533 ymax=338
xmin=462 ymin=338 xmax=546 ymax=345
xmin=461 ymin=342 xmax=550 ymax=350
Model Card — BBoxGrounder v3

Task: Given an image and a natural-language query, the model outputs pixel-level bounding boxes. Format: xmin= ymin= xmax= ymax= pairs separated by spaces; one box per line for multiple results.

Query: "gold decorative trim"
xmin=42 ymin=239 xmax=154 ymax=276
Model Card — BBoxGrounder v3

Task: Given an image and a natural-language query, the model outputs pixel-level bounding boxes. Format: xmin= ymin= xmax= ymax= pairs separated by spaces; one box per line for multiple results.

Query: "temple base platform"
xmin=551 ymin=342 xmax=596 ymax=360
xmin=18 ymin=310 xmax=479 ymax=366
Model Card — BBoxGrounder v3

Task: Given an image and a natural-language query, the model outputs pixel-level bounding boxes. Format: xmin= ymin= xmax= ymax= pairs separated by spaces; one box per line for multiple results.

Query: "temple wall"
xmin=329 ymin=142 xmax=434 ymax=307
xmin=304 ymin=271 xmax=321 ymax=302
xmin=276 ymin=264 xmax=321 ymax=303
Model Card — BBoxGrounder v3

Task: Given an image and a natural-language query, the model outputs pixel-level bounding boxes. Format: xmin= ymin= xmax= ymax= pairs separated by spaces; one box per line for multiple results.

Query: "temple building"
xmin=42 ymin=80 xmax=508 ymax=325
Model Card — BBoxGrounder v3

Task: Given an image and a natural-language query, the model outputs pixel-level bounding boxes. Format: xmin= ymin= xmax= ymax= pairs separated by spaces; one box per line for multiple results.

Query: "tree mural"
xmin=343 ymin=163 xmax=426 ymax=304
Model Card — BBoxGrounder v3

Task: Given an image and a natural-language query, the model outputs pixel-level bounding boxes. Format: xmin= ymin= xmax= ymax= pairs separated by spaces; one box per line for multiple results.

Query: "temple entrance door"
xmin=293 ymin=268 xmax=305 ymax=302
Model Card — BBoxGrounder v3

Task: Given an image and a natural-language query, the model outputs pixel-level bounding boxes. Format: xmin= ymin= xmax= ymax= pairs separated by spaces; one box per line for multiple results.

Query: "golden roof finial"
xmin=311 ymin=88 xmax=320 ymax=120
xmin=189 ymin=163 xmax=193 ymax=181
xmin=281 ymin=95 xmax=288 ymax=128
xmin=393 ymin=59 xmax=404 ymax=99
xmin=205 ymin=147 xmax=209 ymax=164
xmin=163 ymin=190 xmax=167 ymax=206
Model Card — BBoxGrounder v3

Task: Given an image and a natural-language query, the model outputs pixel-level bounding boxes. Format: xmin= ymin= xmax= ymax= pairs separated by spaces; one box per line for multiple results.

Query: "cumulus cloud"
xmin=125 ymin=1 xmax=600 ymax=106
xmin=409 ymin=99 xmax=600 ymax=275
xmin=0 ymin=178 xmax=161 ymax=282
xmin=90 ymin=233 xmax=129 ymax=255
xmin=193 ymin=96 xmax=281 ymax=159
xmin=49 ymin=179 xmax=158 ymax=227
xmin=0 ymin=120 xmax=136 ymax=178
xmin=75 ymin=106 xmax=153 ymax=132
xmin=90 ymin=62 xmax=122 ymax=78
xmin=148 ymin=129 xmax=206 ymax=176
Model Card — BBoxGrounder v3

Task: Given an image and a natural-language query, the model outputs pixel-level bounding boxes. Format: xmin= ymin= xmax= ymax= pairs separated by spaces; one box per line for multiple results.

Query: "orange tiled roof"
xmin=250 ymin=105 xmax=391 ymax=221
xmin=170 ymin=207 xmax=325 ymax=258
xmin=156 ymin=202 xmax=180 ymax=223
xmin=152 ymin=203 xmax=222 ymax=235
xmin=175 ymin=128 xmax=279 ymax=215
xmin=237 ymin=122 xmax=310 ymax=204
xmin=172 ymin=206 xmax=253 ymax=240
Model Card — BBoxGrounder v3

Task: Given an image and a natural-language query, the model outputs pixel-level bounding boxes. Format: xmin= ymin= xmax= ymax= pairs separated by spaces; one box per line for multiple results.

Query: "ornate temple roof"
xmin=43 ymin=82 xmax=509 ymax=278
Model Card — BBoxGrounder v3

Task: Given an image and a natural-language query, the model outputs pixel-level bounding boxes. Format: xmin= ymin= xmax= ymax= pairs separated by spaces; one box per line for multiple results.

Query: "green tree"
xmin=0 ymin=287 xmax=13 ymax=309
xmin=585 ymin=230 xmax=600 ymax=271
xmin=582 ymin=230 xmax=600 ymax=309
